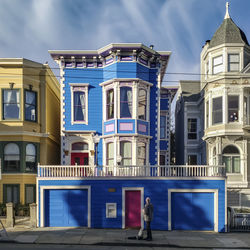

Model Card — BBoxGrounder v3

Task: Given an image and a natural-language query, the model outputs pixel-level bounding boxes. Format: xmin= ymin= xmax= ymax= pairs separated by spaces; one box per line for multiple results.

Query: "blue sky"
xmin=0 ymin=0 xmax=249 ymax=85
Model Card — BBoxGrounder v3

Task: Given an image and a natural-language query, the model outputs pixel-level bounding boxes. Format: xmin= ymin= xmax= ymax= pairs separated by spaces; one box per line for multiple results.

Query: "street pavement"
xmin=1 ymin=225 xmax=250 ymax=249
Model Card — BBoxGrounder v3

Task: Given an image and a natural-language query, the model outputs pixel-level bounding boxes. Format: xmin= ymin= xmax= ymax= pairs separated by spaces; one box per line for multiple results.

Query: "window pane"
xmin=160 ymin=154 xmax=165 ymax=165
xmin=213 ymin=55 xmax=223 ymax=74
xmin=232 ymin=156 xmax=240 ymax=173
xmin=138 ymin=89 xmax=147 ymax=120
xmin=120 ymin=87 xmax=132 ymax=118
xmin=3 ymin=90 xmax=20 ymax=119
xmin=72 ymin=142 xmax=88 ymax=150
xmin=137 ymin=142 xmax=146 ymax=165
xmin=121 ymin=141 xmax=132 ymax=165
xmin=4 ymin=143 xmax=20 ymax=172
xmin=25 ymin=91 xmax=37 ymax=121
xmin=74 ymin=91 xmax=85 ymax=121
xmin=228 ymin=96 xmax=239 ymax=122
xmin=107 ymin=89 xmax=114 ymax=119
xmin=188 ymin=118 xmax=197 ymax=139
xmin=6 ymin=186 xmax=12 ymax=203
xmin=160 ymin=116 xmax=166 ymax=139
xmin=212 ymin=97 xmax=222 ymax=124
xmin=188 ymin=155 xmax=197 ymax=165
xmin=223 ymin=145 xmax=239 ymax=154
xmin=26 ymin=186 xmax=35 ymax=204
xmin=107 ymin=143 xmax=114 ymax=165
xmin=223 ymin=156 xmax=232 ymax=173
xmin=26 ymin=144 xmax=36 ymax=172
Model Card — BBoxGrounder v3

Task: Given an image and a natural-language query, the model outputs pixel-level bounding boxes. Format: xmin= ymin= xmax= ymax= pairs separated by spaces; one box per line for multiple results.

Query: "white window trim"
xmin=70 ymin=83 xmax=89 ymax=125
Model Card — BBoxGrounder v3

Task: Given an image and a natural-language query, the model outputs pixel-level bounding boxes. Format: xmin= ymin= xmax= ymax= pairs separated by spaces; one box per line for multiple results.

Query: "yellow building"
xmin=0 ymin=58 xmax=60 ymax=205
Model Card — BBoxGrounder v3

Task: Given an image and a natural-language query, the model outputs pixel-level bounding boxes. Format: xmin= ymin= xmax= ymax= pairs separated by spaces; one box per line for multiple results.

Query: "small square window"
xmin=106 ymin=203 xmax=117 ymax=218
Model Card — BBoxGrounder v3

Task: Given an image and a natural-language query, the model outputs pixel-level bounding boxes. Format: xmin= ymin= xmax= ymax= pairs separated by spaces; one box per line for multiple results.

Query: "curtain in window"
xmin=25 ymin=91 xmax=36 ymax=121
xmin=137 ymin=142 xmax=146 ymax=165
xmin=107 ymin=89 xmax=114 ymax=119
xmin=74 ymin=91 xmax=85 ymax=121
xmin=3 ymin=90 xmax=20 ymax=119
xmin=232 ymin=156 xmax=240 ymax=173
xmin=138 ymin=89 xmax=147 ymax=120
xmin=121 ymin=141 xmax=132 ymax=165
xmin=120 ymin=87 xmax=132 ymax=118
xmin=223 ymin=156 xmax=232 ymax=173
xmin=107 ymin=143 xmax=114 ymax=165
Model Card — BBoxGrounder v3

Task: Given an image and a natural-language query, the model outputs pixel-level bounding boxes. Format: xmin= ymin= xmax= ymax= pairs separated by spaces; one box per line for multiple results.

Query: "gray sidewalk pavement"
xmin=1 ymin=225 xmax=250 ymax=249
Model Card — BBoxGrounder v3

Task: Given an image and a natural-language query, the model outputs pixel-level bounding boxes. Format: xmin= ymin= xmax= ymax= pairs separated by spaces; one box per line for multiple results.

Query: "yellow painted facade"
xmin=0 ymin=58 xmax=60 ymax=204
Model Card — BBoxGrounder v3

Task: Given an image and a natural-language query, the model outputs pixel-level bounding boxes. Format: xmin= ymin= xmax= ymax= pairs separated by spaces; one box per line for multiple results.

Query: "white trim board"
xmin=168 ymin=189 xmax=219 ymax=232
xmin=39 ymin=185 xmax=91 ymax=228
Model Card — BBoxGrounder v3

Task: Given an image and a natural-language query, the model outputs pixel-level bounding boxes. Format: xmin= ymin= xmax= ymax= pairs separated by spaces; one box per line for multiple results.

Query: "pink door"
xmin=125 ymin=190 xmax=141 ymax=228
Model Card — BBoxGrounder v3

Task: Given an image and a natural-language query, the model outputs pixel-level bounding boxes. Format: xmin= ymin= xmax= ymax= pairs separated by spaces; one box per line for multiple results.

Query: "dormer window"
xmin=228 ymin=54 xmax=239 ymax=72
xmin=213 ymin=55 xmax=223 ymax=74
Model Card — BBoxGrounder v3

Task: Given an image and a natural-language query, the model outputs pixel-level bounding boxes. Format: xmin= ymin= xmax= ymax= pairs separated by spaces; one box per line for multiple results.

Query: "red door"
xmin=125 ymin=190 xmax=141 ymax=228
xmin=71 ymin=153 xmax=89 ymax=165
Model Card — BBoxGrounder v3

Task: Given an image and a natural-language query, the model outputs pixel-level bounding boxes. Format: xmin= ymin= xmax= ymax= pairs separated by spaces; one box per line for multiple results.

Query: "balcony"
xmin=37 ymin=164 xmax=226 ymax=178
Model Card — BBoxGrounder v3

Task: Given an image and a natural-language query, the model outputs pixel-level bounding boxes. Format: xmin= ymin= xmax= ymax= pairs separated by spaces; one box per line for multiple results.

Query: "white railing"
xmin=37 ymin=164 xmax=226 ymax=178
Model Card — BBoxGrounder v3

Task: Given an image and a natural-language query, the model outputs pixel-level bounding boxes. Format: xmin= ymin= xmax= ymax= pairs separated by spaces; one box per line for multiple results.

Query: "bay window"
xmin=120 ymin=87 xmax=132 ymax=118
xmin=3 ymin=89 xmax=20 ymax=120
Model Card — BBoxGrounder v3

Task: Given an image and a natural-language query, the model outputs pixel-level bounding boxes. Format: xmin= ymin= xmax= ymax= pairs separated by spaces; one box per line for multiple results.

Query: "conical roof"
xmin=209 ymin=3 xmax=249 ymax=48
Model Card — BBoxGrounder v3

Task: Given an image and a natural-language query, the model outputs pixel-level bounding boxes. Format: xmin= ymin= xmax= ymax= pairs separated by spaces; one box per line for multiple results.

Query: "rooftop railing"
xmin=37 ymin=164 xmax=226 ymax=178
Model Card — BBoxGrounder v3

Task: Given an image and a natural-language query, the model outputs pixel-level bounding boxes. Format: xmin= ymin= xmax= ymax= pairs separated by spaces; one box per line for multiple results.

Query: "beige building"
xmin=201 ymin=3 xmax=250 ymax=206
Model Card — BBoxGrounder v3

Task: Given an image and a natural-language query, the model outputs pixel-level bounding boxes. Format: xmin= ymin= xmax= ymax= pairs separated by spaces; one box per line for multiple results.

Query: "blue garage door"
xmin=45 ymin=189 xmax=88 ymax=227
xmin=171 ymin=192 xmax=214 ymax=231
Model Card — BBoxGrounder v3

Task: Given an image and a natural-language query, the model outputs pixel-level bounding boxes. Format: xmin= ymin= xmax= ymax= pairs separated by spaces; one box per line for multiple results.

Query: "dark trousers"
xmin=146 ymin=221 xmax=152 ymax=239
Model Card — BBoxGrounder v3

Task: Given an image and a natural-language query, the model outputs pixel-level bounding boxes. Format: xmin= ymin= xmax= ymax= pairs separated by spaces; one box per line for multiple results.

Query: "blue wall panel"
xmin=160 ymin=140 xmax=168 ymax=150
xmin=171 ymin=192 xmax=214 ymax=230
xmin=160 ymin=99 xmax=169 ymax=111
xmin=38 ymin=178 xmax=226 ymax=232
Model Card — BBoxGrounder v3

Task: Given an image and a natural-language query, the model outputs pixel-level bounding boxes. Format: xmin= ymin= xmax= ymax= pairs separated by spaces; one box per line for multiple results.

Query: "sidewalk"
xmin=1 ymin=225 xmax=250 ymax=249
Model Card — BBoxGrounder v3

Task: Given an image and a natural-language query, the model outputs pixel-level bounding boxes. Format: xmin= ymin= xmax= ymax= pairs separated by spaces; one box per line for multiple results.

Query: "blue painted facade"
xmin=37 ymin=177 xmax=226 ymax=232
xmin=49 ymin=44 xmax=173 ymax=167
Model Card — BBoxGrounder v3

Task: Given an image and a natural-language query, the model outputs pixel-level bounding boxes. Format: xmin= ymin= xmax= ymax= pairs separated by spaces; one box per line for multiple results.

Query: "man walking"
xmin=143 ymin=197 xmax=153 ymax=241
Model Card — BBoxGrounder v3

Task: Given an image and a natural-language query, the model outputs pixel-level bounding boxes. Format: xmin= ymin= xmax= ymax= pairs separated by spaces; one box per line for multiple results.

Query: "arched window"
xmin=222 ymin=145 xmax=240 ymax=173
xmin=120 ymin=87 xmax=132 ymax=118
xmin=26 ymin=144 xmax=36 ymax=172
xmin=72 ymin=142 xmax=88 ymax=151
xmin=120 ymin=141 xmax=132 ymax=165
xmin=4 ymin=143 xmax=20 ymax=172
xmin=138 ymin=89 xmax=147 ymax=120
